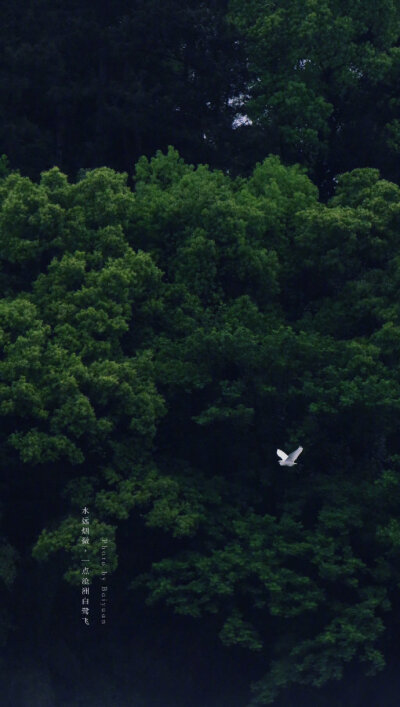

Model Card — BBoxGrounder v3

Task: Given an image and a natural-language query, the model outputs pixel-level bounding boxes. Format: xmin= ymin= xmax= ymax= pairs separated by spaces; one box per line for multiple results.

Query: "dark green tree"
xmin=229 ymin=0 xmax=400 ymax=193
xmin=0 ymin=0 xmax=246 ymax=179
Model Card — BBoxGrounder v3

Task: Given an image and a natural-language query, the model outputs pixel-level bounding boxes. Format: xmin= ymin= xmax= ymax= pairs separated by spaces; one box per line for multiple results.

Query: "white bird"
xmin=277 ymin=446 xmax=303 ymax=466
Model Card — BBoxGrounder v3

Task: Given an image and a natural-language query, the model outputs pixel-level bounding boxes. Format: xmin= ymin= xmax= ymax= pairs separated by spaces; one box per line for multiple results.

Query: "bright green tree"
xmin=2 ymin=150 xmax=400 ymax=703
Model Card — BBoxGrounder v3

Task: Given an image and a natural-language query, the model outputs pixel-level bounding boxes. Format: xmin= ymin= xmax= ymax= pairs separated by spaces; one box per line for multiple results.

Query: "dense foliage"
xmin=2 ymin=0 xmax=400 ymax=704
xmin=229 ymin=0 xmax=400 ymax=192
xmin=2 ymin=148 xmax=400 ymax=704
xmin=0 ymin=0 xmax=245 ymax=179
xmin=1 ymin=0 xmax=400 ymax=195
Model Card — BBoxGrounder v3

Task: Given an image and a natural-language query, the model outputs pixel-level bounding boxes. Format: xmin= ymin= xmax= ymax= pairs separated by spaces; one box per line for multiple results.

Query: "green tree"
xmin=229 ymin=0 xmax=400 ymax=193
xmin=2 ymin=151 xmax=400 ymax=704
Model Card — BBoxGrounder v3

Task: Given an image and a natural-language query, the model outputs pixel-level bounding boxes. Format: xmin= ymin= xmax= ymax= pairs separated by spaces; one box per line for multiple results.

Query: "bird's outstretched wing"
xmin=276 ymin=449 xmax=288 ymax=460
xmin=287 ymin=446 xmax=303 ymax=462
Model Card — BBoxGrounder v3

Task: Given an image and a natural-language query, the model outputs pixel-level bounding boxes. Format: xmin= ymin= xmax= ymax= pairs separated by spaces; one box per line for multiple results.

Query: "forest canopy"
xmin=2 ymin=148 xmax=400 ymax=703
xmin=2 ymin=0 xmax=400 ymax=704
xmin=1 ymin=0 xmax=400 ymax=195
